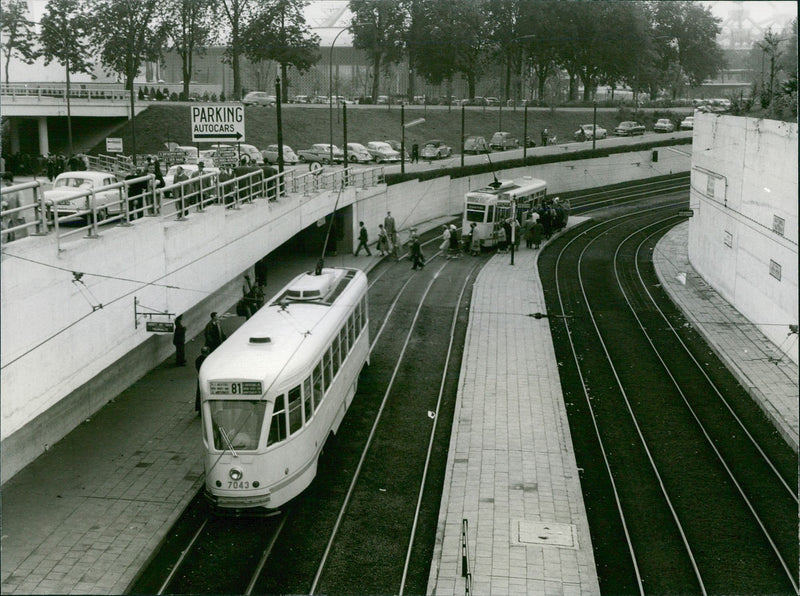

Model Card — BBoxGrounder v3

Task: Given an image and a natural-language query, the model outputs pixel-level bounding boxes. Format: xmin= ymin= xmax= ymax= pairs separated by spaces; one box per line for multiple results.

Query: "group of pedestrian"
xmin=440 ymin=224 xmax=461 ymax=259
xmin=353 ymin=211 xmax=400 ymax=260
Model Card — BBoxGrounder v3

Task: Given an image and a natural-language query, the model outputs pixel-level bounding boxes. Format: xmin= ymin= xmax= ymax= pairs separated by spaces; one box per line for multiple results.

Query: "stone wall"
xmin=689 ymin=114 xmax=798 ymax=365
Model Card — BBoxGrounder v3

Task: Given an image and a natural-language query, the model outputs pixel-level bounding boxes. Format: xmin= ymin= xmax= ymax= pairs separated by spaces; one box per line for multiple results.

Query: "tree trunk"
xmin=371 ymin=57 xmax=381 ymax=102
xmin=182 ymin=51 xmax=191 ymax=100
xmin=281 ymin=63 xmax=289 ymax=102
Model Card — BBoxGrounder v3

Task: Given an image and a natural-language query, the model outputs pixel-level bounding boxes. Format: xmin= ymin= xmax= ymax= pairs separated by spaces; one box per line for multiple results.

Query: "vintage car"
xmin=654 ymin=119 xmax=675 ymax=133
xmin=239 ymin=143 xmax=264 ymax=165
xmin=420 ymin=139 xmax=452 ymax=159
xmin=573 ymin=124 xmax=607 ymax=140
xmin=463 ymin=135 xmax=489 ymax=154
xmin=296 ymin=144 xmax=344 ymax=164
xmin=489 ymin=132 xmax=519 ymax=151
xmin=679 ymin=116 xmax=694 ymax=130
xmin=44 ymin=171 xmax=124 ymax=221
xmin=242 ymin=91 xmax=276 ymax=107
xmin=262 ymin=144 xmax=299 ymax=165
xmin=614 ymin=121 xmax=646 ymax=136
xmin=366 ymin=141 xmax=400 ymax=163
xmin=345 ymin=143 xmax=373 ymax=163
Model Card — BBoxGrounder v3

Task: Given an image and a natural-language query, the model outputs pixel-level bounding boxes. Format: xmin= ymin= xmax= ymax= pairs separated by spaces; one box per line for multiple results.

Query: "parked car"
xmin=653 ymin=118 xmax=675 ymax=133
xmin=163 ymin=163 xmax=221 ymax=192
xmin=377 ymin=95 xmax=389 ymax=104
xmin=366 ymin=141 xmax=400 ymax=163
xmin=44 ymin=171 xmax=124 ymax=221
xmin=291 ymin=95 xmax=310 ymax=103
xmin=345 ymin=143 xmax=372 ymax=163
xmin=242 ymin=91 xmax=276 ymax=107
xmin=297 ymin=144 xmax=344 ymax=164
xmin=312 ymin=95 xmax=329 ymax=104
xmin=463 ymin=135 xmax=489 ymax=154
xmin=420 ymin=139 xmax=452 ymax=159
xmin=489 ymin=132 xmax=519 ymax=151
xmin=680 ymin=116 xmax=694 ymax=130
xmin=484 ymin=97 xmax=500 ymax=106
xmin=384 ymin=139 xmax=409 ymax=160
xmin=573 ymin=124 xmax=607 ymax=141
xmin=614 ymin=121 xmax=646 ymax=136
xmin=262 ymin=144 xmax=299 ymax=165
xmin=238 ymin=143 xmax=264 ymax=165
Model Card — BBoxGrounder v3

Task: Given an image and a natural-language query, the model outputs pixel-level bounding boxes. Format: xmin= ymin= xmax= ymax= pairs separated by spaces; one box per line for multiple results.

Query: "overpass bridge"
xmin=1 ymin=83 xmax=147 ymax=156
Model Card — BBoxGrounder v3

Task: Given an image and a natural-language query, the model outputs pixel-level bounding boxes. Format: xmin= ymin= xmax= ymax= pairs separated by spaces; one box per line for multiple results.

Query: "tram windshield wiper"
xmin=219 ymin=426 xmax=238 ymax=457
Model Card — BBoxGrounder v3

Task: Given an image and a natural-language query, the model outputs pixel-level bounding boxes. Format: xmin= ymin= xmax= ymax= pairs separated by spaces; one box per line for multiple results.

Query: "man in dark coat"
xmin=354 ymin=221 xmax=371 ymax=256
xmin=203 ymin=312 xmax=227 ymax=351
xmin=173 ymin=315 xmax=186 ymax=366
xmin=195 ymin=346 xmax=210 ymax=413
xmin=410 ymin=231 xmax=425 ymax=270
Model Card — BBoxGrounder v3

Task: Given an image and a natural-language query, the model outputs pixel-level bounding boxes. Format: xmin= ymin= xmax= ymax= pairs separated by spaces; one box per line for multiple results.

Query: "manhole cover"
xmin=517 ymin=520 xmax=576 ymax=548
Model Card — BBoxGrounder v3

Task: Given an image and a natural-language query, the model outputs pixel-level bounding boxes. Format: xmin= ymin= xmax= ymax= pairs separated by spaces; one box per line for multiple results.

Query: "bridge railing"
xmin=1 ymin=83 xmax=128 ymax=101
xmin=1 ymin=165 xmax=385 ymax=249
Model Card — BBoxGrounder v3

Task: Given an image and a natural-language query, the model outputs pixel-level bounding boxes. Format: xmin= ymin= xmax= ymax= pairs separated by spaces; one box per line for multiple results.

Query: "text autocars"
xmin=366 ymin=141 xmax=400 ymax=163
xmin=614 ymin=121 xmax=645 ymax=136
xmin=573 ymin=124 xmax=607 ymax=140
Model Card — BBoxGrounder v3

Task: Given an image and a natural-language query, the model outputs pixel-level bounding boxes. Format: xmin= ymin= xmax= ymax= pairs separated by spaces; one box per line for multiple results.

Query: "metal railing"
xmin=1 ymin=165 xmax=385 ymax=249
xmin=1 ymin=83 xmax=129 ymax=101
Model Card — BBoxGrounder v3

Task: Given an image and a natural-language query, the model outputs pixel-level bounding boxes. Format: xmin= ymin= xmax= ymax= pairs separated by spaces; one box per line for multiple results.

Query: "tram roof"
xmin=199 ymin=267 xmax=367 ymax=395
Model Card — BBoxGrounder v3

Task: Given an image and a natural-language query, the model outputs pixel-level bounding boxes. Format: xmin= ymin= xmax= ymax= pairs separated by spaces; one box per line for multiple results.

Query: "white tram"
xmin=199 ymin=267 xmax=369 ymax=509
xmin=463 ymin=176 xmax=547 ymax=248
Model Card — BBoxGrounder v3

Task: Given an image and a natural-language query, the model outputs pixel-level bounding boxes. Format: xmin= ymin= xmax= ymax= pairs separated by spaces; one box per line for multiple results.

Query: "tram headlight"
xmin=229 ymin=467 xmax=243 ymax=481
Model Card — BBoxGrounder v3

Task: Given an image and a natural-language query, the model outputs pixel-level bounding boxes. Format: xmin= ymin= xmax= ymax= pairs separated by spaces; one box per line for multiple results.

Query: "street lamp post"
xmin=329 ymin=27 xmax=351 ymax=165
xmin=592 ymin=97 xmax=597 ymax=152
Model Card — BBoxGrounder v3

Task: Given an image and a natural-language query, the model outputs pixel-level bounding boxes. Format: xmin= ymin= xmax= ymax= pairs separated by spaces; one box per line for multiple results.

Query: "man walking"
xmin=354 ymin=221 xmax=372 ymax=256
xmin=384 ymin=211 xmax=398 ymax=260
xmin=204 ymin=312 xmax=226 ymax=351
xmin=410 ymin=230 xmax=425 ymax=270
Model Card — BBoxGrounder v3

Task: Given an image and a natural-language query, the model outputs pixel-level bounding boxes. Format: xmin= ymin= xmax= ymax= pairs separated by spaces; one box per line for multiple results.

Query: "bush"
xmin=220 ymin=91 xmax=226 ymax=102
xmin=155 ymin=88 xmax=164 ymax=101
xmin=170 ymin=92 xmax=178 ymax=101
xmin=210 ymin=93 xmax=218 ymax=102
xmin=138 ymin=87 xmax=145 ymax=100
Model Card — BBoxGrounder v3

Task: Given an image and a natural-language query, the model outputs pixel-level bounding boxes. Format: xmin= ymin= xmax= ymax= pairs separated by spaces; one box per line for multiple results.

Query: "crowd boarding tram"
xmin=463 ymin=176 xmax=548 ymax=248
xmin=199 ymin=267 xmax=369 ymax=510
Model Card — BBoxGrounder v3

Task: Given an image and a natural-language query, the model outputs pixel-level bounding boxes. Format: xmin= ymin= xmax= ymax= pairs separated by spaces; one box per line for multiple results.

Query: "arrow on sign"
xmin=194 ymin=131 xmax=244 ymax=140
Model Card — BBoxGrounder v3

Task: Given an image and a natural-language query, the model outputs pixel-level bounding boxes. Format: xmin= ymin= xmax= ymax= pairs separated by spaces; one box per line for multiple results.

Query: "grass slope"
xmin=90 ymin=103 xmax=691 ymax=157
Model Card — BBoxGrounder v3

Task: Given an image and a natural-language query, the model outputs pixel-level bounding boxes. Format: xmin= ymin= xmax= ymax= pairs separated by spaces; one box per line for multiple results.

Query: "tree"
xmin=241 ymin=0 xmax=320 ymax=102
xmin=649 ymin=1 xmax=725 ymax=99
xmin=161 ymin=0 xmax=216 ymax=101
xmin=39 ymin=0 xmax=95 ymax=157
xmin=349 ymin=0 xmax=407 ymax=102
xmin=218 ymin=0 xmax=255 ymax=101
xmin=88 ymin=0 xmax=165 ymax=160
xmin=759 ymin=28 xmax=784 ymax=107
xmin=1 ymin=0 xmax=39 ymax=83
xmin=485 ymin=0 xmax=523 ymax=102
xmin=517 ymin=1 xmax=563 ymax=103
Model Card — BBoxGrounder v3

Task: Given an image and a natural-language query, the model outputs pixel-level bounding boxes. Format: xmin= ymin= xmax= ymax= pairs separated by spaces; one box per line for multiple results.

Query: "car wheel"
xmin=299 ymin=155 xmax=306 ymax=162
xmin=97 ymin=208 xmax=107 ymax=222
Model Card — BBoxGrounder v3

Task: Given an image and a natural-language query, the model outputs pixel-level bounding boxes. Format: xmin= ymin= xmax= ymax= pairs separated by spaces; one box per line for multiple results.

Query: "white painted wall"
xmin=1 ymin=146 xmax=690 ymax=482
xmin=689 ymin=114 xmax=798 ymax=364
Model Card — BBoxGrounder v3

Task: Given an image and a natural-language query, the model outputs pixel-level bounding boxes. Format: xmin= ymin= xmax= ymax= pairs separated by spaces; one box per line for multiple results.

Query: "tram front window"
xmin=466 ymin=204 xmax=486 ymax=223
xmin=209 ymin=400 xmax=267 ymax=451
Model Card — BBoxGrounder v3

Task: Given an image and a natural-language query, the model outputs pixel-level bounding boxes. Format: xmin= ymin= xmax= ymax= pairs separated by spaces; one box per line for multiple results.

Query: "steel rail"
xmin=309 ymin=258 xmax=453 ymax=594
xmin=156 ymin=519 xmax=209 ymax=595
xmin=244 ymin=511 xmax=291 ymax=595
xmin=621 ymin=225 xmax=799 ymax=594
xmin=398 ymin=260 xmax=482 ymax=595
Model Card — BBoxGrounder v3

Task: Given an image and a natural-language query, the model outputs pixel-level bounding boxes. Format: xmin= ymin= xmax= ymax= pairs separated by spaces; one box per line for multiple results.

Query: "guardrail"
xmin=1 ymin=165 xmax=386 ymax=250
xmin=1 ymin=83 xmax=129 ymax=101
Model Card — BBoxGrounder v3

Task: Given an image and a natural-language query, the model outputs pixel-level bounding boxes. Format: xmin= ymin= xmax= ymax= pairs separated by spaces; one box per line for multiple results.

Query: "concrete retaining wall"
xmin=1 ymin=146 xmax=691 ymax=483
xmin=688 ymin=114 xmax=798 ymax=365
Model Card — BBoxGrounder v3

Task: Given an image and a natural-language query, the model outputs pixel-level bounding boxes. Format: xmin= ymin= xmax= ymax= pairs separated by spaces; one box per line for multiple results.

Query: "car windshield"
xmin=209 ymin=399 xmax=267 ymax=452
xmin=371 ymin=143 xmax=391 ymax=151
xmin=55 ymin=176 xmax=93 ymax=189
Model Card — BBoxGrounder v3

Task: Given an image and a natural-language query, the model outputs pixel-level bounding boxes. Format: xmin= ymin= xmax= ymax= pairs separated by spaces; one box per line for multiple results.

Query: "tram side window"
xmin=303 ymin=377 xmax=313 ymax=423
xmin=332 ymin=335 xmax=341 ymax=377
xmin=313 ymin=361 xmax=323 ymax=410
xmin=340 ymin=327 xmax=348 ymax=359
xmin=360 ymin=297 xmax=367 ymax=329
xmin=348 ymin=312 xmax=355 ymax=346
xmin=323 ymin=348 xmax=332 ymax=391
xmin=288 ymin=386 xmax=302 ymax=434
xmin=267 ymin=394 xmax=287 ymax=447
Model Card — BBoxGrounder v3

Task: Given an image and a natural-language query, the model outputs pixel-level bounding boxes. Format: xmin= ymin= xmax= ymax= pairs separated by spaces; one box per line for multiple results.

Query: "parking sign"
xmin=191 ymin=105 xmax=245 ymax=143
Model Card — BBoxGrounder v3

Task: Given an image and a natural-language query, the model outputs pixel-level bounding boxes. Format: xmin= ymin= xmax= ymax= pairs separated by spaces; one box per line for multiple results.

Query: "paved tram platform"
xmin=2 ymin=220 xmax=797 ymax=595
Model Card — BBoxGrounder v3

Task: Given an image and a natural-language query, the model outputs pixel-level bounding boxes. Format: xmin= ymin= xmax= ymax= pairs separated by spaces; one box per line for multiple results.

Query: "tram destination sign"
xmin=191 ymin=104 xmax=245 ymax=143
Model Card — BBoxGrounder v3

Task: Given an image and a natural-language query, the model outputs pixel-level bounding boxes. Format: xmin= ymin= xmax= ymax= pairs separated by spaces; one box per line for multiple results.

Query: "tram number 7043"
xmin=229 ymin=481 xmax=250 ymax=489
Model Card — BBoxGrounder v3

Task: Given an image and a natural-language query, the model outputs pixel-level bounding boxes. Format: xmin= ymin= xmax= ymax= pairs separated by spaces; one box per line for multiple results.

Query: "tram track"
xmin=130 ymin=225 xmax=484 ymax=594
xmin=540 ymin=195 xmax=798 ymax=594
